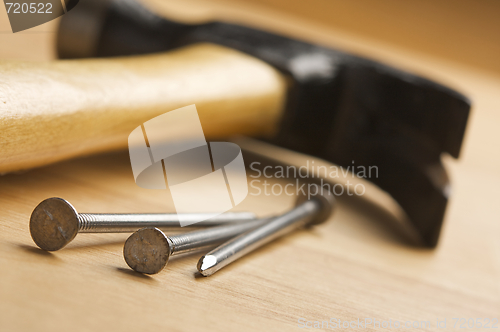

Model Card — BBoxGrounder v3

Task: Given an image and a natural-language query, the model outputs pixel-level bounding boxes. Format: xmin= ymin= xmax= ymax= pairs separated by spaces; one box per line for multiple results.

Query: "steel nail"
xmin=30 ymin=197 xmax=257 ymax=251
xmin=123 ymin=218 xmax=269 ymax=274
xmin=197 ymin=192 xmax=335 ymax=277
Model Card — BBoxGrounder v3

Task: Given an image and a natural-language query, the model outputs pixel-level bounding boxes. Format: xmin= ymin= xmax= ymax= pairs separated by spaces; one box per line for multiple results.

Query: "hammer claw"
xmin=57 ymin=0 xmax=471 ymax=247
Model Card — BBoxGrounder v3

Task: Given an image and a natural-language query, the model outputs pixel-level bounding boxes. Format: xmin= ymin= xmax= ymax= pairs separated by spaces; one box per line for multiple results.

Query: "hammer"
xmin=1 ymin=0 xmax=470 ymax=248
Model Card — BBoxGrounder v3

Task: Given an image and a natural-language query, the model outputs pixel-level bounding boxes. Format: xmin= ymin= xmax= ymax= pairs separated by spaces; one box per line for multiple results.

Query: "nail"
xmin=197 ymin=192 xmax=335 ymax=276
xmin=123 ymin=218 xmax=269 ymax=274
xmin=30 ymin=197 xmax=257 ymax=251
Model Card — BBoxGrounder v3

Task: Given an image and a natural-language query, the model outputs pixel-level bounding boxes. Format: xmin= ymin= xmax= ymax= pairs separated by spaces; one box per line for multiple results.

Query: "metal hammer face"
xmin=57 ymin=0 xmax=471 ymax=247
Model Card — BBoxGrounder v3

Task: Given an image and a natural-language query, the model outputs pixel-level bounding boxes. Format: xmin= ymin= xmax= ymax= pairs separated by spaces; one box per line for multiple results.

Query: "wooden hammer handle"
xmin=0 ymin=44 xmax=286 ymax=173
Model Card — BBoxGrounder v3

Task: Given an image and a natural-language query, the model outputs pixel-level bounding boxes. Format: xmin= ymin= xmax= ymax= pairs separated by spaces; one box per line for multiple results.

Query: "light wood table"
xmin=0 ymin=0 xmax=499 ymax=331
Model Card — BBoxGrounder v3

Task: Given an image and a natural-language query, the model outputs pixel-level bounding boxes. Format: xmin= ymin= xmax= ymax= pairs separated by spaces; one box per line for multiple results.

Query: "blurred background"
xmin=1 ymin=0 xmax=500 ymax=76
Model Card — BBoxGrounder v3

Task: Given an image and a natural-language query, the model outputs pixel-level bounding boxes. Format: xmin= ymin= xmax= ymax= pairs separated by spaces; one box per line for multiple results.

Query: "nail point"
xmin=199 ymin=255 xmax=218 ymax=270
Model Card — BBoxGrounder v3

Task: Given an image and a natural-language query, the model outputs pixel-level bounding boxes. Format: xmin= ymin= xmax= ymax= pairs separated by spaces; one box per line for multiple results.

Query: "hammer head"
xmin=58 ymin=0 xmax=471 ymax=247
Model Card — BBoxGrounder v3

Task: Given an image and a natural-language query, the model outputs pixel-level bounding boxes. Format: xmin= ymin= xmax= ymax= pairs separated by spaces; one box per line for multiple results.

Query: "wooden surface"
xmin=0 ymin=44 xmax=285 ymax=173
xmin=1 ymin=0 xmax=499 ymax=331
xmin=224 ymin=0 xmax=500 ymax=77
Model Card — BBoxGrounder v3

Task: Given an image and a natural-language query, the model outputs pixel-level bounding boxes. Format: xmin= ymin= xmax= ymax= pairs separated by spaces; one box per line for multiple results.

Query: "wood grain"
xmin=0 ymin=0 xmax=499 ymax=331
xmin=0 ymin=43 xmax=286 ymax=173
